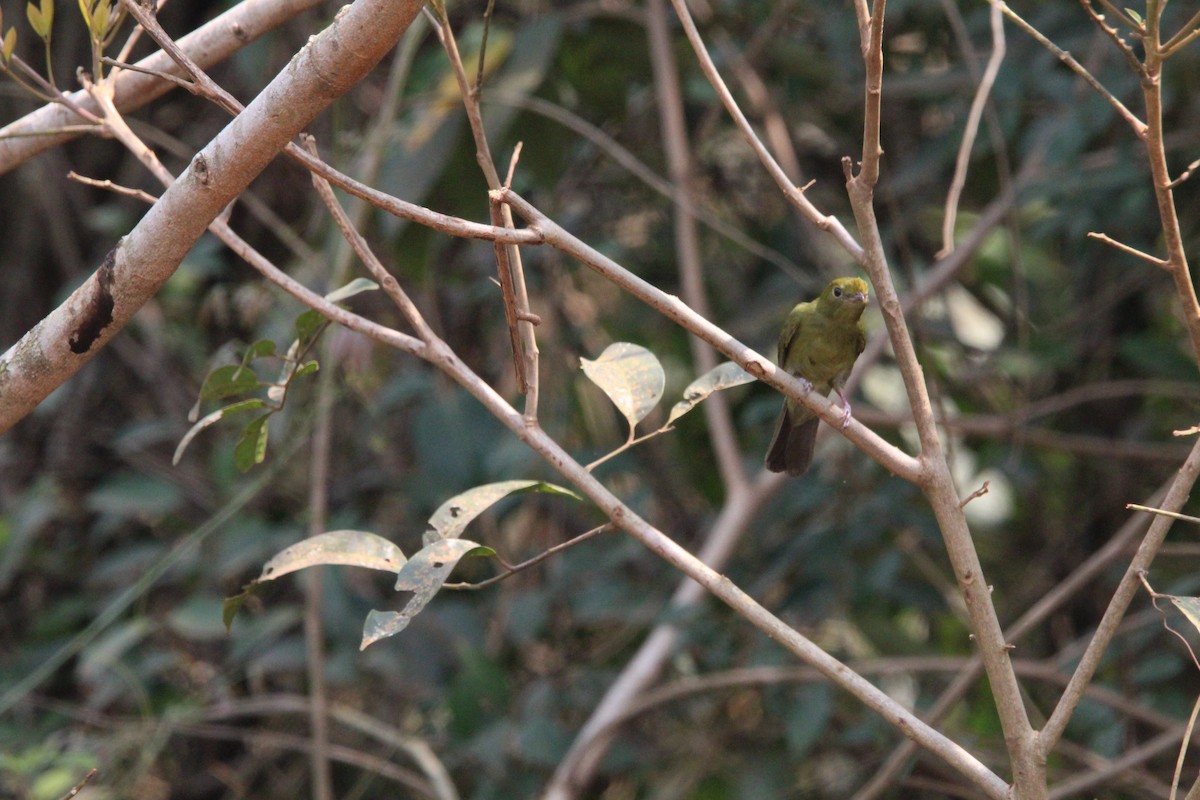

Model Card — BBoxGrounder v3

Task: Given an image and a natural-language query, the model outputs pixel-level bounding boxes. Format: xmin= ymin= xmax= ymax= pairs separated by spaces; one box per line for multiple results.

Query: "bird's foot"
xmin=836 ymin=389 xmax=853 ymax=429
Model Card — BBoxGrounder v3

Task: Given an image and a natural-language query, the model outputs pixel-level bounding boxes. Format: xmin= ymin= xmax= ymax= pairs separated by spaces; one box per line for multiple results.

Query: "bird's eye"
xmin=833 ymin=286 xmax=843 ymax=297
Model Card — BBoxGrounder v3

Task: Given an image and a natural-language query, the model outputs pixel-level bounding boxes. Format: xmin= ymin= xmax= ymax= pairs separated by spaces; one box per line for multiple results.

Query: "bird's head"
xmin=817 ymin=277 xmax=869 ymax=321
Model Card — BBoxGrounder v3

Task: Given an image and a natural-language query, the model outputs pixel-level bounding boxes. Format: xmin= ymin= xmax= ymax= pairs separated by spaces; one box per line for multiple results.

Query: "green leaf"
xmin=666 ymin=361 xmax=756 ymax=425
xmin=325 ymin=277 xmax=379 ymax=304
xmin=243 ymin=339 xmax=277 ymax=362
xmin=294 ymin=360 xmax=319 ymax=378
xmin=361 ymin=538 xmax=487 ymax=649
xmin=91 ymin=0 xmax=110 ymax=39
xmin=199 ymin=364 xmax=261 ymax=402
xmin=294 ymin=309 xmax=327 ymax=350
xmin=579 ymin=342 xmax=665 ymax=434
xmin=25 ymin=0 xmax=50 ymax=40
xmin=2 ymin=27 xmax=17 ymax=64
xmin=173 ymin=398 xmax=267 ymax=465
xmin=425 ymin=480 xmax=581 ymax=545
xmin=77 ymin=0 xmax=91 ymax=29
xmin=233 ymin=413 xmax=271 ymax=472
xmin=257 ymin=530 xmax=407 ymax=582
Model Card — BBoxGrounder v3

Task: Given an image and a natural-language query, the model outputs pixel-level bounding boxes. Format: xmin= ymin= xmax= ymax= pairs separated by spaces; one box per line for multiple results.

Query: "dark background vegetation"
xmin=2 ymin=0 xmax=1200 ymax=797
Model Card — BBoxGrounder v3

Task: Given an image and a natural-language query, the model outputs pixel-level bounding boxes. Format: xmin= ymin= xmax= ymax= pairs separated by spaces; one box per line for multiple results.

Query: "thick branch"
xmin=844 ymin=4 xmax=1043 ymax=795
xmin=0 ymin=0 xmax=425 ymax=434
xmin=0 ymin=0 xmax=326 ymax=176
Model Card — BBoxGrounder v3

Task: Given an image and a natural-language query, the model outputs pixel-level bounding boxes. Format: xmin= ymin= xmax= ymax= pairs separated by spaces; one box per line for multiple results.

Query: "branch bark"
xmin=0 ymin=0 xmax=426 ymax=434
xmin=0 ymin=0 xmax=326 ymax=176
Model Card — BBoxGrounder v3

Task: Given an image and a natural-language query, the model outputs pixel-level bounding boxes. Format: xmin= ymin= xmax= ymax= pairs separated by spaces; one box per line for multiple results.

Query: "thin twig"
xmin=487 ymin=179 xmax=528 ymax=393
xmin=855 ymin=481 xmax=1169 ymax=800
xmin=6 ymin=53 xmax=104 ymax=122
xmin=585 ymin=426 xmax=672 ymax=473
xmin=1171 ymin=695 xmax=1200 ymax=800
xmin=503 ymin=141 xmax=522 ymax=188
xmin=99 ymin=55 xmax=193 ymax=90
xmin=67 ymin=170 xmax=158 ymax=203
xmin=845 ymin=3 xmax=1044 ymax=794
xmin=302 ymin=136 xmax=437 ymax=341
xmin=115 ymin=0 xmax=543 ymax=256
xmin=306 ymin=370 xmax=334 ymax=800
xmin=1126 ymin=504 xmax=1200 ymax=526
xmin=1160 ymin=8 xmax=1200 ymax=55
xmin=1093 ymin=0 xmax=1143 ymax=32
xmin=1166 ymin=157 xmax=1200 ymax=189
xmin=855 ymin=0 xmax=887 ymax=185
xmin=117 ymin=0 xmax=242 ymax=116
xmin=666 ymin=0 xmax=864 ymax=262
xmin=1087 ymin=231 xmax=1170 ymax=268
xmin=188 ymin=694 xmax=463 ymax=798
xmin=1078 ymin=0 xmax=1147 ymax=78
xmin=1139 ymin=572 xmax=1200 ymax=673
xmin=57 ymin=768 xmax=97 ymax=800
xmin=444 ymin=524 xmax=612 ymax=590
xmin=959 ymin=481 xmax=990 ymax=509
xmin=852 ymin=0 xmax=871 ymax=51
xmin=991 ymin=0 xmax=1146 ymax=134
xmin=646 ymin=0 xmax=745 ymax=491
xmin=484 ymin=91 xmax=806 ymax=280
xmin=475 ymin=0 xmax=496 ymax=94
xmin=1137 ymin=5 xmax=1200 ymax=371
xmin=941 ymin=3 xmax=1005 ymax=256
xmin=427 ymin=4 xmax=541 ymax=415
xmin=162 ymin=720 xmax=441 ymax=798
xmin=1041 ymin=437 xmax=1200 ymax=752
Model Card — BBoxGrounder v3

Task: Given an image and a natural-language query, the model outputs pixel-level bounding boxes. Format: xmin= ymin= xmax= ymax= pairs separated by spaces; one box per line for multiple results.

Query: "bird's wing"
xmin=777 ymin=303 xmax=807 ymax=366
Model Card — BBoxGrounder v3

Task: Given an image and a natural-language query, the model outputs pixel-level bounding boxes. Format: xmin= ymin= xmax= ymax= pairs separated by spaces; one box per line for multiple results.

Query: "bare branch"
xmin=941 ymin=3 xmax=1005 ymax=256
xmin=1041 ymin=437 xmax=1200 ymax=751
xmin=67 ymin=170 xmax=158 ymax=203
xmin=0 ymin=0 xmax=427 ymax=434
xmin=990 ymin=0 xmax=1146 ymax=135
xmin=845 ymin=4 xmax=1044 ymax=794
xmin=484 ymin=91 xmax=805 ymax=279
xmin=0 ymin=0 xmax=329 ymax=175
xmin=666 ymin=0 xmax=864 ymax=262
xmin=1087 ymin=231 xmax=1170 ymax=268
xmin=427 ymin=5 xmax=540 ymax=416
xmin=444 ymin=524 xmax=613 ymax=591
xmin=646 ymin=0 xmax=745 ymax=490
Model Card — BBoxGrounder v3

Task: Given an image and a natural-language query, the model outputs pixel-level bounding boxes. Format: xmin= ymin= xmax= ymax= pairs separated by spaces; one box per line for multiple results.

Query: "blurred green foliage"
xmin=2 ymin=1 xmax=1200 ymax=798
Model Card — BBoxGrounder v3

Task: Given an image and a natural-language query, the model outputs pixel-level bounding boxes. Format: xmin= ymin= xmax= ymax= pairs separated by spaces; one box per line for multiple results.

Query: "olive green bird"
xmin=765 ymin=277 xmax=869 ymax=476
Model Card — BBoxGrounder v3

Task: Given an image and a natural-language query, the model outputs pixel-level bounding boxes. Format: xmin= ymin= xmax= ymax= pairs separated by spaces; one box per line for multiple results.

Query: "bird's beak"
xmin=849 ymin=291 xmax=868 ymax=304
